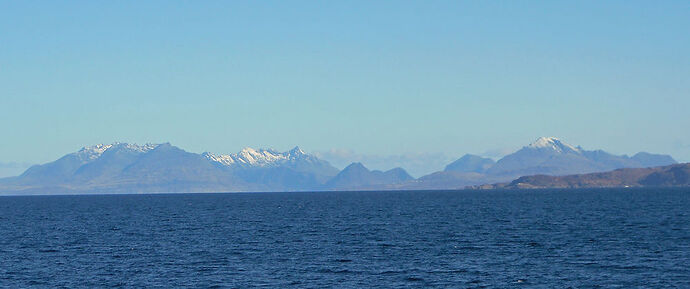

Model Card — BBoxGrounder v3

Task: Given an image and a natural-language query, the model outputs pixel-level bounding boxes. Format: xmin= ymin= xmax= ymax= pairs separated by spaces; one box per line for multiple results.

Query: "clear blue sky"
xmin=1 ymin=1 xmax=689 ymax=169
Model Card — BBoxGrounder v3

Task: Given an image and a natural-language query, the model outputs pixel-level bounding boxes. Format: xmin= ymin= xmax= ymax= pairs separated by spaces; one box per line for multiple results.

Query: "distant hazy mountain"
xmin=476 ymin=163 xmax=690 ymax=189
xmin=444 ymin=154 xmax=495 ymax=173
xmin=324 ymin=163 xmax=413 ymax=190
xmin=410 ymin=137 xmax=677 ymax=189
xmin=314 ymin=150 xmax=454 ymax=178
xmin=630 ymin=152 xmax=677 ymax=168
xmin=0 ymin=143 xmax=339 ymax=194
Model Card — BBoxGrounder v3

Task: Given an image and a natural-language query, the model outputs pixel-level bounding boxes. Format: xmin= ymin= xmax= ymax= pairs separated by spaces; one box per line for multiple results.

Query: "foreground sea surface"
xmin=1 ymin=189 xmax=689 ymax=288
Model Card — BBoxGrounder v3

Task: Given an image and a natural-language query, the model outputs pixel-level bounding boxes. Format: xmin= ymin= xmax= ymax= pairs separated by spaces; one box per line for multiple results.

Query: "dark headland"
xmin=472 ymin=163 xmax=690 ymax=190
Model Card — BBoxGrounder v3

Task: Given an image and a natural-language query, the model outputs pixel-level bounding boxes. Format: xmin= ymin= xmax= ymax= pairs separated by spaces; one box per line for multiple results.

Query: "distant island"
xmin=472 ymin=163 xmax=690 ymax=189
xmin=0 ymin=137 xmax=685 ymax=195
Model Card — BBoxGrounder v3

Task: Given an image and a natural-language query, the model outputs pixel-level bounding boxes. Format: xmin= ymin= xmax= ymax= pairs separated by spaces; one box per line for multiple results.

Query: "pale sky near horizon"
xmin=1 ymin=1 xmax=689 ymax=174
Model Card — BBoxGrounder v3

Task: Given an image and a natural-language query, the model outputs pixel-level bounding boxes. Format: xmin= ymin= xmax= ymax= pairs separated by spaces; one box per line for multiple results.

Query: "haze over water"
xmin=1 ymin=189 xmax=688 ymax=287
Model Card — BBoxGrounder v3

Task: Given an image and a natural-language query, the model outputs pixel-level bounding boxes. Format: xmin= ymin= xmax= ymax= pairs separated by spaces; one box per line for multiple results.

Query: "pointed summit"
xmin=484 ymin=137 xmax=677 ymax=178
xmin=343 ymin=162 xmax=367 ymax=171
xmin=288 ymin=146 xmax=305 ymax=155
xmin=527 ymin=137 xmax=581 ymax=154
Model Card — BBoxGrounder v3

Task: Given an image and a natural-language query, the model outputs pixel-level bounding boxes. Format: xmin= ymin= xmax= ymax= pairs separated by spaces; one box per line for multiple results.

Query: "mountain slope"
xmin=444 ymin=154 xmax=495 ymax=173
xmin=487 ymin=137 xmax=594 ymax=176
xmin=113 ymin=143 xmax=245 ymax=189
xmin=13 ymin=144 xmax=156 ymax=185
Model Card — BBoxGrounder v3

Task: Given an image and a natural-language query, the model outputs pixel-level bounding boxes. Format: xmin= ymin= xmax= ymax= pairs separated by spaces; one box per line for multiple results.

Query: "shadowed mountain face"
xmin=112 ymin=144 xmax=247 ymax=191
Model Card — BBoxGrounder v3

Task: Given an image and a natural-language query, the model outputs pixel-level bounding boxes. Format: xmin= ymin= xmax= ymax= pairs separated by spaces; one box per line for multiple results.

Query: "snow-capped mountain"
xmin=527 ymin=137 xmax=582 ymax=154
xmin=72 ymin=143 xmax=160 ymax=164
xmin=487 ymin=137 xmax=676 ymax=176
xmin=410 ymin=137 xmax=678 ymax=189
xmin=15 ymin=143 xmax=162 ymax=183
xmin=0 ymin=143 xmax=340 ymax=194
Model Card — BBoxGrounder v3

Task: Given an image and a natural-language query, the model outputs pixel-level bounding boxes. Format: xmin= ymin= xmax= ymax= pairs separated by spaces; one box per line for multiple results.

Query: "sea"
xmin=0 ymin=188 xmax=688 ymax=288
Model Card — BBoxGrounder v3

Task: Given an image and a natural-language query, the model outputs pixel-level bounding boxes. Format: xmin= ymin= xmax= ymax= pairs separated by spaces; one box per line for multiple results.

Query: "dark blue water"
xmin=1 ymin=189 xmax=689 ymax=288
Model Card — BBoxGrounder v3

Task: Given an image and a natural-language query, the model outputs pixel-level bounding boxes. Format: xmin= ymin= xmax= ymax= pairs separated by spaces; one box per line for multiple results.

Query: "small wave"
xmin=405 ymin=276 xmax=425 ymax=282
xmin=456 ymin=246 xmax=483 ymax=251
xmin=427 ymin=269 xmax=468 ymax=274
xmin=316 ymin=268 xmax=363 ymax=274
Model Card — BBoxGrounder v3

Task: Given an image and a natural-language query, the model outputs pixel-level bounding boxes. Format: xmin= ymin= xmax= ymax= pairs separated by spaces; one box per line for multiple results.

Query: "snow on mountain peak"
xmin=76 ymin=143 xmax=159 ymax=161
xmin=527 ymin=137 xmax=581 ymax=153
xmin=203 ymin=152 xmax=236 ymax=166
xmin=205 ymin=146 xmax=311 ymax=167
xmin=120 ymin=143 xmax=159 ymax=152
xmin=529 ymin=137 xmax=560 ymax=147
xmin=78 ymin=144 xmax=114 ymax=160
xmin=237 ymin=147 xmax=284 ymax=165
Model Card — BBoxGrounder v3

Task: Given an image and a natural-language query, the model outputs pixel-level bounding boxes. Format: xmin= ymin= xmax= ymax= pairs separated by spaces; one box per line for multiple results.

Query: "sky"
xmin=1 ymin=1 xmax=689 ymax=177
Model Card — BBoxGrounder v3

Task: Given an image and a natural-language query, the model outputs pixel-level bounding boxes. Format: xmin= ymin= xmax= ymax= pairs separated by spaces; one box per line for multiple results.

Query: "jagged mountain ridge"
xmin=325 ymin=163 xmax=414 ymax=190
xmin=204 ymin=146 xmax=339 ymax=178
xmin=0 ymin=143 xmax=343 ymax=194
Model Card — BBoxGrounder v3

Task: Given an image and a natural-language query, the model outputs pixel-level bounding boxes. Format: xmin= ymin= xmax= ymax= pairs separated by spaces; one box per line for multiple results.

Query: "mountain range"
xmin=0 ymin=137 xmax=680 ymax=194
xmin=0 ymin=143 xmax=412 ymax=194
